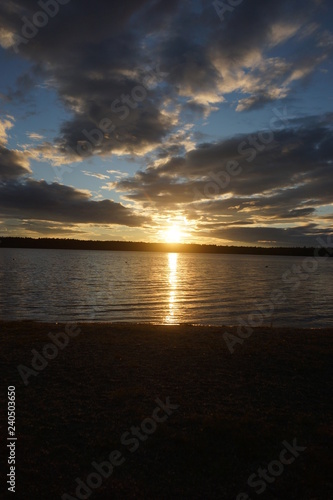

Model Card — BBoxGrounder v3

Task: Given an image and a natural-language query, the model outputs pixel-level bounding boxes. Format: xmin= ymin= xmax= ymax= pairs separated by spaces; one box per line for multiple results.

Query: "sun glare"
xmin=164 ymin=224 xmax=182 ymax=243
xmin=159 ymin=217 xmax=191 ymax=244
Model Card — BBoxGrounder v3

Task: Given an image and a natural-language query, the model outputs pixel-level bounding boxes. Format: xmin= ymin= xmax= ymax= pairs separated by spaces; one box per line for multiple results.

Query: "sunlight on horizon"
xmin=159 ymin=217 xmax=191 ymax=244
xmin=164 ymin=225 xmax=182 ymax=243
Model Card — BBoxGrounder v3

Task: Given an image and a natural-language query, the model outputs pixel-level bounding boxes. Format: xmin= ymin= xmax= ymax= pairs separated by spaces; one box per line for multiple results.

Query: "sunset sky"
xmin=0 ymin=0 xmax=333 ymax=245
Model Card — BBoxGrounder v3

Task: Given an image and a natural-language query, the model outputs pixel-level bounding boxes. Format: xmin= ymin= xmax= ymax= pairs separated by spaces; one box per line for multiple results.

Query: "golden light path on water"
xmin=165 ymin=253 xmax=179 ymax=324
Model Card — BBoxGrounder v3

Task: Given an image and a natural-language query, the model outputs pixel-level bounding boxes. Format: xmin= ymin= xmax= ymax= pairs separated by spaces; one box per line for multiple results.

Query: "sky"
xmin=0 ymin=0 xmax=333 ymax=246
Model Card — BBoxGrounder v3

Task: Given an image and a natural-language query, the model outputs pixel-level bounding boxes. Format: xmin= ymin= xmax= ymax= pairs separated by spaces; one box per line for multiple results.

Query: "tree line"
xmin=0 ymin=237 xmax=332 ymax=257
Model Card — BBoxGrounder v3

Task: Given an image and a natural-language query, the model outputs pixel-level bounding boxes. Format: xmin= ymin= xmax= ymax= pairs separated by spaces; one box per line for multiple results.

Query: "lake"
xmin=0 ymin=248 xmax=332 ymax=327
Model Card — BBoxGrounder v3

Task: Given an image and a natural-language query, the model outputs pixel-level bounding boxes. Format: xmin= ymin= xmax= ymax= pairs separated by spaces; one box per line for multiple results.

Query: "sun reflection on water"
xmin=165 ymin=253 xmax=179 ymax=323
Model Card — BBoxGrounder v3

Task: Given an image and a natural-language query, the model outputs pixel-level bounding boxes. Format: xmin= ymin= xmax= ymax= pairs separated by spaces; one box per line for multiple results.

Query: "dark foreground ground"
xmin=0 ymin=322 xmax=332 ymax=499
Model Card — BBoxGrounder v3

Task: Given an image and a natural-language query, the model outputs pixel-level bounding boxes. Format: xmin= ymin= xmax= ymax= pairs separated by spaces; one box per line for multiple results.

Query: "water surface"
xmin=0 ymin=248 xmax=332 ymax=327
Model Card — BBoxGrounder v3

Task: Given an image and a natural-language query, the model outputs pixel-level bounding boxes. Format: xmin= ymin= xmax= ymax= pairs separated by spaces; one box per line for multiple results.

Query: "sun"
xmin=164 ymin=224 xmax=182 ymax=243
xmin=159 ymin=217 xmax=190 ymax=243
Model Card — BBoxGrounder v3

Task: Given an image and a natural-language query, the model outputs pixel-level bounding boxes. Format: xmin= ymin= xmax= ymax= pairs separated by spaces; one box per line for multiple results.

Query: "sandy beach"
xmin=0 ymin=322 xmax=332 ymax=499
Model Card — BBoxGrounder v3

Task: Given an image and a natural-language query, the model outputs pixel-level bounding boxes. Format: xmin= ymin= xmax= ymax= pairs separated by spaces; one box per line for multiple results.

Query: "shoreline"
xmin=2 ymin=319 xmax=333 ymax=330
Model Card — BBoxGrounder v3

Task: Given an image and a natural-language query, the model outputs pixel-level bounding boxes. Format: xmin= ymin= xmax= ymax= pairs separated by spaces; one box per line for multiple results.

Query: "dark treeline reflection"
xmin=0 ymin=237 xmax=332 ymax=257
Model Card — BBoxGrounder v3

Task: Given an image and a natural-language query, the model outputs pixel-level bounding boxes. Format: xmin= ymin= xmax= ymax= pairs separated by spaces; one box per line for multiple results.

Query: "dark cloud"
xmin=279 ymin=208 xmax=316 ymax=218
xmin=1 ymin=219 xmax=87 ymax=237
xmin=0 ymin=146 xmax=31 ymax=181
xmin=0 ymin=179 xmax=147 ymax=227
xmin=158 ymin=35 xmax=221 ymax=98
xmin=116 ymin=113 xmax=333 ymax=208
xmin=199 ymin=224 xmax=333 ymax=247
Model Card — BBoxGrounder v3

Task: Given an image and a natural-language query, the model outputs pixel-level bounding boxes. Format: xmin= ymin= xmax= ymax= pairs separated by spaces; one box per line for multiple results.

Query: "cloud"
xmin=82 ymin=171 xmax=110 ymax=180
xmin=0 ymin=26 xmax=16 ymax=49
xmin=0 ymin=146 xmax=32 ymax=181
xmin=107 ymin=170 xmax=127 ymax=176
xmin=27 ymin=141 xmax=78 ymax=166
xmin=0 ymin=116 xmax=14 ymax=145
xmin=1 ymin=219 xmax=87 ymax=237
xmin=0 ymin=0 xmax=331 ymax=164
xmin=26 ymin=132 xmax=45 ymax=140
xmin=0 ymin=179 xmax=147 ymax=227
xmin=208 ymin=0 xmax=333 ymax=110
xmin=199 ymin=224 xmax=333 ymax=246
